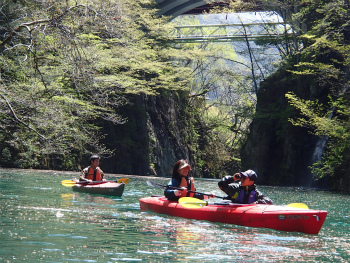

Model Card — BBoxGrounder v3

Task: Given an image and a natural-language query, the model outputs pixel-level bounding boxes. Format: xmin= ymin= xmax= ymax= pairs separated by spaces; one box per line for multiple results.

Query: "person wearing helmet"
xmin=79 ymin=155 xmax=106 ymax=182
xmin=218 ymin=169 xmax=272 ymax=204
xmin=164 ymin=159 xmax=215 ymax=201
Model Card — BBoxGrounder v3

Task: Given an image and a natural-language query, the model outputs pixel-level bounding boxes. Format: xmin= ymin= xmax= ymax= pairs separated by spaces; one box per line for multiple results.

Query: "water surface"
xmin=0 ymin=169 xmax=349 ymax=262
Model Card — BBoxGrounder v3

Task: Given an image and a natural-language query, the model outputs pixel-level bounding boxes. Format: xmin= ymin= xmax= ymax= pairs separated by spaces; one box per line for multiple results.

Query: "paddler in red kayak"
xmin=79 ymin=155 xmax=106 ymax=182
xmin=218 ymin=170 xmax=272 ymax=204
xmin=164 ymin=159 xmax=215 ymax=201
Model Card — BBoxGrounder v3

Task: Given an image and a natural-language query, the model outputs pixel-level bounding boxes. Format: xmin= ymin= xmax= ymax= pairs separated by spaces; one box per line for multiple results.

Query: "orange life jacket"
xmin=86 ymin=167 xmax=102 ymax=181
xmin=180 ymin=176 xmax=195 ymax=197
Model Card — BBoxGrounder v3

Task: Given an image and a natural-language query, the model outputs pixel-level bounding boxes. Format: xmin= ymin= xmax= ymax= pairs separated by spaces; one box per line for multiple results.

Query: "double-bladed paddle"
xmin=61 ymin=178 xmax=130 ymax=187
xmin=147 ymin=180 xmax=309 ymax=209
xmin=146 ymin=180 xmax=224 ymax=198
xmin=179 ymin=197 xmax=309 ymax=209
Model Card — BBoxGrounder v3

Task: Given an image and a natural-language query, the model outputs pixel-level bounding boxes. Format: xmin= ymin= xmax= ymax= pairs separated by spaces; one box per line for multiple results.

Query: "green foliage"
xmin=0 ymin=0 xmax=309 ymax=178
xmin=169 ymin=38 xmax=254 ymax=176
xmin=0 ymin=0 xmax=193 ymax=170
xmin=168 ymin=12 xmax=274 ymax=177
xmin=283 ymin=0 xmax=350 ymax=181
xmin=286 ymin=90 xmax=350 ymax=179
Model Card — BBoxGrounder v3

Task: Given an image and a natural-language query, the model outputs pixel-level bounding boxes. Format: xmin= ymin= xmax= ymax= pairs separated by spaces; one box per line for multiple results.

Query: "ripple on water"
xmin=21 ymin=241 xmax=56 ymax=246
xmin=257 ymin=233 xmax=313 ymax=242
xmin=110 ymin=258 xmax=142 ymax=261
xmin=47 ymin=233 xmax=88 ymax=239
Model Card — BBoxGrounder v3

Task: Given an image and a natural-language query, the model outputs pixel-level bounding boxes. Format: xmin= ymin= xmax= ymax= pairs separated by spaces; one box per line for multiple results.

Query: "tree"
xmin=169 ymin=15 xmax=262 ymax=177
xmin=0 ymin=0 xmax=192 ymax=170
xmin=284 ymin=0 xmax=350 ymax=189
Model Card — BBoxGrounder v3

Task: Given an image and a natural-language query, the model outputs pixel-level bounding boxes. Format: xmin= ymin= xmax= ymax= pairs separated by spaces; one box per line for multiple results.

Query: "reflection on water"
xmin=0 ymin=169 xmax=350 ymax=262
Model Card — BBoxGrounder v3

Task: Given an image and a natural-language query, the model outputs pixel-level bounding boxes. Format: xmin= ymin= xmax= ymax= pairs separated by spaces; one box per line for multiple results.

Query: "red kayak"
xmin=139 ymin=196 xmax=327 ymax=234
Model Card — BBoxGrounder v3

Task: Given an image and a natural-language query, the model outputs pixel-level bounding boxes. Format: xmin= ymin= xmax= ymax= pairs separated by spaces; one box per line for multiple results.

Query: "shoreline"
xmin=0 ymin=167 xmax=167 ymax=180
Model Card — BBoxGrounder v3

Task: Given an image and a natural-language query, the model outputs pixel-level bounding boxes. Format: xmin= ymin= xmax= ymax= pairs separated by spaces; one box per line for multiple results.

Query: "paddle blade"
xmin=287 ymin=203 xmax=309 ymax=209
xmin=61 ymin=180 xmax=76 ymax=187
xmin=179 ymin=197 xmax=207 ymax=209
xmin=117 ymin=178 xmax=130 ymax=185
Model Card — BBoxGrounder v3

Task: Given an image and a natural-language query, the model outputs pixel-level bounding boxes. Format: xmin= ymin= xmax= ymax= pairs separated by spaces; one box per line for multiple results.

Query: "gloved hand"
xmin=233 ymin=173 xmax=243 ymax=181
xmin=174 ymin=187 xmax=188 ymax=197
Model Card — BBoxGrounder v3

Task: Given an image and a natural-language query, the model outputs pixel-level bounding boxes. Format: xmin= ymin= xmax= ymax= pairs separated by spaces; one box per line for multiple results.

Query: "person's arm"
xmin=218 ymin=175 xmax=236 ymax=190
xmin=164 ymin=179 xmax=186 ymax=201
xmin=99 ymin=168 xmax=106 ymax=181
xmin=79 ymin=168 xmax=90 ymax=181
xmin=254 ymin=188 xmax=273 ymax=204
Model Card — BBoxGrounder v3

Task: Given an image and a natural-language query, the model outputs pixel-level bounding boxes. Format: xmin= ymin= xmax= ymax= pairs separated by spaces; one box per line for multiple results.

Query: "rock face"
xmin=101 ymin=91 xmax=192 ymax=176
xmin=240 ymin=69 xmax=329 ymax=187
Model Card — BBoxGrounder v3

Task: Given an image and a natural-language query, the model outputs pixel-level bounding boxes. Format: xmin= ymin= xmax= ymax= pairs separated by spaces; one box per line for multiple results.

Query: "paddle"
xmin=147 ymin=181 xmax=309 ymax=209
xmin=286 ymin=203 xmax=309 ymax=209
xmin=179 ymin=197 xmax=208 ymax=208
xmin=116 ymin=178 xmax=130 ymax=184
xmin=179 ymin=197 xmax=310 ymax=209
xmin=146 ymin=180 xmax=224 ymax=199
xmin=61 ymin=178 xmax=130 ymax=187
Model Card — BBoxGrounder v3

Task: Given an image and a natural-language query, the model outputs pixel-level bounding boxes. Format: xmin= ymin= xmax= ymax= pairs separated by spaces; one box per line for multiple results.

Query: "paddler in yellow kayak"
xmin=218 ymin=169 xmax=272 ymax=204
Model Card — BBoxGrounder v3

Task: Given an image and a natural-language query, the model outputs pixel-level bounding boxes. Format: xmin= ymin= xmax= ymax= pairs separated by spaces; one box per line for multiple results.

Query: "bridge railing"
xmin=169 ymin=22 xmax=295 ymax=42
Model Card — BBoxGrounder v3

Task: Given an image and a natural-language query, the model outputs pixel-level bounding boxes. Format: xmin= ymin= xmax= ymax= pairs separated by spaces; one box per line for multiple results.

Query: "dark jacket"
xmin=164 ymin=175 xmax=205 ymax=201
xmin=218 ymin=175 xmax=272 ymax=204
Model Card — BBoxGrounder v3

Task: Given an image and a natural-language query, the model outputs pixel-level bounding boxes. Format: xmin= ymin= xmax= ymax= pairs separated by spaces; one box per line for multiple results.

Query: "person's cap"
xmin=178 ymin=163 xmax=191 ymax=171
xmin=240 ymin=170 xmax=257 ymax=182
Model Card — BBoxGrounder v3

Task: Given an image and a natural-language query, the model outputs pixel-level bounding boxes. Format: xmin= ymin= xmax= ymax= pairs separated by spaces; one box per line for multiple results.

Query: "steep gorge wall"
xmin=100 ymin=91 xmax=193 ymax=177
xmin=241 ymin=67 xmax=330 ymax=188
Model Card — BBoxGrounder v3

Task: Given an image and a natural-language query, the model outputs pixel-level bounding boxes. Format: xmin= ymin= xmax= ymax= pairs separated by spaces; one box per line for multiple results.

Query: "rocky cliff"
xmin=241 ymin=67 xmax=330 ymax=188
xmin=100 ymin=90 xmax=193 ymax=177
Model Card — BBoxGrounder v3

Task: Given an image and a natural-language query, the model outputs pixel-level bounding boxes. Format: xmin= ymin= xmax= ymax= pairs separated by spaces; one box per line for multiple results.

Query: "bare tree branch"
xmin=0 ymin=5 xmax=83 ymax=49
xmin=0 ymin=87 xmax=48 ymax=140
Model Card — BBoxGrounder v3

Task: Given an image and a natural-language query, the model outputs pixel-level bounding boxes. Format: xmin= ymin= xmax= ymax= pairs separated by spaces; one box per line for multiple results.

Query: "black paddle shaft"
xmin=146 ymin=180 xmax=225 ymax=198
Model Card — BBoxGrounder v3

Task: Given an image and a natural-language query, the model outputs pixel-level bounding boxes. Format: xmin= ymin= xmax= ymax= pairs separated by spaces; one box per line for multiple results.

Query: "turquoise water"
xmin=0 ymin=169 xmax=349 ymax=262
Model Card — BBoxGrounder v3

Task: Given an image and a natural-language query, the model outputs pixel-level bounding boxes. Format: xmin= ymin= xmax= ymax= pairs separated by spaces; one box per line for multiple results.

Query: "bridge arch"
xmin=155 ymin=0 xmax=225 ymax=17
xmin=155 ymin=0 xmax=307 ymax=33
